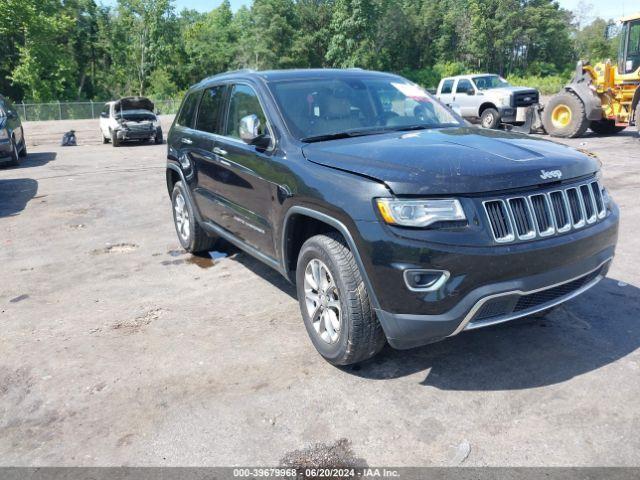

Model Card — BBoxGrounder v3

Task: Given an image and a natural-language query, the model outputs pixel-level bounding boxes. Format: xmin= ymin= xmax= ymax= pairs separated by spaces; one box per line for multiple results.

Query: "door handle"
xmin=181 ymin=137 xmax=193 ymax=145
xmin=213 ymin=146 xmax=228 ymax=156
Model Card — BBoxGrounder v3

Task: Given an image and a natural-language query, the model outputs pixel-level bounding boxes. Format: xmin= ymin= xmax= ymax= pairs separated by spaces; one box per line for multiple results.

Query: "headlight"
xmin=376 ymin=198 xmax=466 ymax=227
xmin=498 ymin=96 xmax=512 ymax=107
xmin=0 ymin=128 xmax=8 ymax=140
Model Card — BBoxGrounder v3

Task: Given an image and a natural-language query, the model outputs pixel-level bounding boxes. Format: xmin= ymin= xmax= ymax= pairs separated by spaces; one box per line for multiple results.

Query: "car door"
xmin=452 ymin=78 xmax=478 ymax=117
xmin=438 ymin=79 xmax=455 ymax=106
xmin=187 ymin=84 xmax=237 ymax=227
xmin=209 ymin=82 xmax=277 ymax=258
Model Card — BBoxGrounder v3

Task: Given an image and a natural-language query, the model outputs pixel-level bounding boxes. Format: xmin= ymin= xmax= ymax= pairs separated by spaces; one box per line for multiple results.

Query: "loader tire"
xmin=590 ymin=119 xmax=625 ymax=135
xmin=542 ymin=92 xmax=590 ymax=138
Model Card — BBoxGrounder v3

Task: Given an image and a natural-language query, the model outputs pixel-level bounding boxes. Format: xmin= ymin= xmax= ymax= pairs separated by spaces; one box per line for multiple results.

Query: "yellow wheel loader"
xmin=540 ymin=13 xmax=640 ymax=138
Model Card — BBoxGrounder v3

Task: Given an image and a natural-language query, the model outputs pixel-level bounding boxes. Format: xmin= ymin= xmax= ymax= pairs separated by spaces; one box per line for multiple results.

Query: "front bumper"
xmin=116 ymin=127 xmax=158 ymax=141
xmin=354 ymin=206 xmax=619 ymax=350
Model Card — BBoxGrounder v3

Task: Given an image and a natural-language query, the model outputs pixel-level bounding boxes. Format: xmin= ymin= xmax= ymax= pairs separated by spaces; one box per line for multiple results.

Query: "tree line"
xmin=0 ymin=0 xmax=619 ymax=103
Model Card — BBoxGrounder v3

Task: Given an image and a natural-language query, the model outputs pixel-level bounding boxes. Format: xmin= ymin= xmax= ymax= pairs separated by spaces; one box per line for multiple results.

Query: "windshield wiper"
xmin=301 ymin=128 xmax=393 ymax=143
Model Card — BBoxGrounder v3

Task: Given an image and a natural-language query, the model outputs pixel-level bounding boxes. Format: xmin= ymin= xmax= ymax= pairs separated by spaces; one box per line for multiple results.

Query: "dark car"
xmin=0 ymin=95 xmax=27 ymax=166
xmin=166 ymin=69 xmax=619 ymax=365
xmin=100 ymin=97 xmax=163 ymax=147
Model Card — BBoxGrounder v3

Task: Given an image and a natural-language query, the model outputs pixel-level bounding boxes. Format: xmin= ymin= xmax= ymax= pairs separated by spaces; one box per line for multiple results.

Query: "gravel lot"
xmin=1 ymin=118 xmax=639 ymax=466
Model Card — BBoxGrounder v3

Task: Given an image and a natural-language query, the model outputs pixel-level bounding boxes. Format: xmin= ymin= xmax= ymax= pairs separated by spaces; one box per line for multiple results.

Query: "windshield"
xmin=472 ymin=75 xmax=510 ymax=91
xmin=269 ymin=76 xmax=461 ymax=141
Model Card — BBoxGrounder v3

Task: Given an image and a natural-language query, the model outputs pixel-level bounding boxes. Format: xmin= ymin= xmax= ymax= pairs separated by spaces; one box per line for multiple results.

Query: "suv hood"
xmin=302 ymin=127 xmax=599 ymax=195
xmin=114 ymin=96 xmax=155 ymax=113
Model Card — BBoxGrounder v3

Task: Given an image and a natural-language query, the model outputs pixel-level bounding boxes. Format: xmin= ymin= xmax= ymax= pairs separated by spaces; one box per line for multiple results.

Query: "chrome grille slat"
xmin=483 ymin=179 xmax=607 ymax=244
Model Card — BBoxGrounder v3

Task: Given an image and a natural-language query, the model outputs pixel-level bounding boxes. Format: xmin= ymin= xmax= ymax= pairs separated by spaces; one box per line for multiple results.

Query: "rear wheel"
xmin=102 ymin=131 xmax=109 ymax=144
xmin=171 ymin=181 xmax=217 ymax=253
xmin=542 ymin=92 xmax=590 ymax=138
xmin=155 ymin=128 xmax=163 ymax=144
xmin=111 ymin=130 xmax=120 ymax=147
xmin=589 ymin=119 xmax=625 ymax=135
xmin=296 ymin=233 xmax=386 ymax=366
xmin=480 ymin=108 xmax=500 ymax=129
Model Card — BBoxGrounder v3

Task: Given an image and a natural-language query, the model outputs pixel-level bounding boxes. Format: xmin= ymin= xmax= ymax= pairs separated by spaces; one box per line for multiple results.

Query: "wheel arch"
xmin=479 ymin=102 xmax=498 ymax=115
xmin=281 ymin=206 xmax=381 ymax=310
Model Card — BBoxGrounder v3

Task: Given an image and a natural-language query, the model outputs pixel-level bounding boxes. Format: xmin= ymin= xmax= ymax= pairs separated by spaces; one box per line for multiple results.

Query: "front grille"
xmin=468 ymin=266 xmax=604 ymax=326
xmin=483 ymin=180 xmax=606 ymax=243
xmin=512 ymin=90 xmax=539 ymax=107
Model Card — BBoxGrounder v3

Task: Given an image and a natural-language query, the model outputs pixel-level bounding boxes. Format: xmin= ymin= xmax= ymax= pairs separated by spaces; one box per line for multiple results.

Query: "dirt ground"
xmin=1 ymin=117 xmax=639 ymax=466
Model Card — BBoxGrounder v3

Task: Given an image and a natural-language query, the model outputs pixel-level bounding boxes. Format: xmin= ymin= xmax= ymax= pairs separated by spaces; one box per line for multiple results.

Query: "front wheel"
xmin=542 ymin=92 xmax=590 ymax=138
xmin=111 ymin=130 xmax=120 ymax=147
xmin=155 ymin=128 xmax=163 ymax=144
xmin=7 ymin=137 xmax=20 ymax=166
xmin=480 ymin=108 xmax=500 ymax=129
xmin=296 ymin=233 xmax=386 ymax=366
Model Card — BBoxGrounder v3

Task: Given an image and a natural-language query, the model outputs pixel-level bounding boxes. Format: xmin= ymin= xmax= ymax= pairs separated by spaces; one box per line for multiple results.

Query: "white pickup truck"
xmin=436 ymin=74 xmax=539 ymax=129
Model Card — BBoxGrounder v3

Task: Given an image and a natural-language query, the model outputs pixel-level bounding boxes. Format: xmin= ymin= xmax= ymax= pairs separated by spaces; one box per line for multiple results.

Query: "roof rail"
xmin=200 ymin=69 xmax=256 ymax=83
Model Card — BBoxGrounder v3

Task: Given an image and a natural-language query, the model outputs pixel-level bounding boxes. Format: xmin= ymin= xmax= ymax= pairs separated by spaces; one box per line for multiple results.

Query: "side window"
xmin=441 ymin=79 xmax=454 ymax=95
xmin=455 ymin=79 xmax=474 ymax=94
xmin=224 ymin=84 xmax=268 ymax=139
xmin=176 ymin=92 xmax=200 ymax=128
xmin=195 ymin=86 xmax=225 ymax=134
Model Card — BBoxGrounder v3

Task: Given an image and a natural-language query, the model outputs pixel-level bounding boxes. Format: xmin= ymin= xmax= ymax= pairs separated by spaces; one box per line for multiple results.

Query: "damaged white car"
xmin=100 ymin=97 xmax=163 ymax=147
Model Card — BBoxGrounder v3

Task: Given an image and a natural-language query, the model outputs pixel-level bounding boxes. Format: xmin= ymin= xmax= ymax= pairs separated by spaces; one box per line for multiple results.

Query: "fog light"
xmin=403 ymin=269 xmax=450 ymax=292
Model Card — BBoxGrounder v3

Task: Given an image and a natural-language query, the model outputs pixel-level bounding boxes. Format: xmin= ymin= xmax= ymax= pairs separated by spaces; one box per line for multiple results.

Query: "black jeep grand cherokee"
xmin=166 ymin=69 xmax=619 ymax=365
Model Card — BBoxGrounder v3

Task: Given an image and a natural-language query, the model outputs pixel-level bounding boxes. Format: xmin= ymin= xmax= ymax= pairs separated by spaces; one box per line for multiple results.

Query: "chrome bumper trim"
xmin=449 ymin=257 xmax=613 ymax=337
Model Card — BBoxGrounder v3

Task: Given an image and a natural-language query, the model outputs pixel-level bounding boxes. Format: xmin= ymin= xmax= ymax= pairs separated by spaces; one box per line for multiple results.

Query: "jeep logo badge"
xmin=540 ymin=169 xmax=562 ymax=180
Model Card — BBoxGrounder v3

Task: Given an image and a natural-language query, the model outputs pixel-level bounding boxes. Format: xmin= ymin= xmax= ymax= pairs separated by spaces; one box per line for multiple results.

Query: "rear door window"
xmin=176 ymin=92 xmax=201 ymax=128
xmin=195 ymin=86 xmax=225 ymax=134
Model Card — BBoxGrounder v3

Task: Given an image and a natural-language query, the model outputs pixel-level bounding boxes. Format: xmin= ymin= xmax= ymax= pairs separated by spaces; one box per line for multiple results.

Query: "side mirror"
xmin=466 ymin=90 xmax=475 ymax=96
xmin=239 ymin=114 xmax=270 ymax=147
xmin=100 ymin=112 xmax=108 ymax=118
xmin=7 ymin=110 xmax=17 ymax=119
xmin=155 ymin=110 xmax=161 ymax=115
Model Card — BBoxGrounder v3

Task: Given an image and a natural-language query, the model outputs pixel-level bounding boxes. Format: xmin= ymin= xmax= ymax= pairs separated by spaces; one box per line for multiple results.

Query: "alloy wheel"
xmin=174 ymin=192 xmax=190 ymax=242
xmin=304 ymin=258 xmax=342 ymax=344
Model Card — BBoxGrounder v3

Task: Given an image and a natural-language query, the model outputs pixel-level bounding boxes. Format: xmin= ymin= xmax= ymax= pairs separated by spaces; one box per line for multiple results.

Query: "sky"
xmin=101 ymin=0 xmax=635 ymax=21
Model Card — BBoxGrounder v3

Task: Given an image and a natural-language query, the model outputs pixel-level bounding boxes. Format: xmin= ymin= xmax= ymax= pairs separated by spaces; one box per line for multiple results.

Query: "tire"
xmin=296 ymin=233 xmax=386 ymax=366
xmin=111 ymin=130 xmax=120 ymax=147
xmin=480 ymin=108 xmax=500 ymax=129
xmin=102 ymin=131 xmax=109 ymax=144
xmin=18 ymin=139 xmax=27 ymax=158
xmin=155 ymin=128 xmax=163 ymax=145
xmin=589 ymin=119 xmax=625 ymax=135
xmin=542 ymin=92 xmax=590 ymax=138
xmin=171 ymin=181 xmax=217 ymax=253
xmin=7 ymin=137 xmax=20 ymax=166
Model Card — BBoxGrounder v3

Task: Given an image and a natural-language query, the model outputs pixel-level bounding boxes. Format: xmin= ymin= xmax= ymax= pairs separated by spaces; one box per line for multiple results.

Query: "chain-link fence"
xmin=17 ymin=99 xmax=181 ymax=121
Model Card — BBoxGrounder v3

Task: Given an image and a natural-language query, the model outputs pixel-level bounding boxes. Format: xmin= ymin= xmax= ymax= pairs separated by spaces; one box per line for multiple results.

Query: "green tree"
xmin=326 ymin=0 xmax=379 ymax=68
